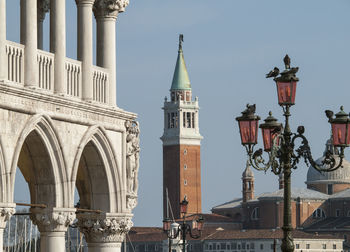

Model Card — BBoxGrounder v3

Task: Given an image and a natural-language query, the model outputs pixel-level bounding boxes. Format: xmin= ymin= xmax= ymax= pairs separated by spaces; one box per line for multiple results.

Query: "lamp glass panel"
xmin=332 ymin=123 xmax=346 ymax=146
xmin=276 ymin=81 xmax=297 ymax=105
xmin=262 ymin=128 xmax=272 ymax=151
xmin=239 ymin=120 xmax=258 ymax=144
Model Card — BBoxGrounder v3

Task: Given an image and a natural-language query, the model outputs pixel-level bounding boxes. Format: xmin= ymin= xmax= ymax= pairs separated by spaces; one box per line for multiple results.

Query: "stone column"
xmin=51 ymin=0 xmax=66 ymax=95
xmin=78 ymin=213 xmax=133 ymax=252
xmin=37 ymin=0 xmax=50 ymax=50
xmin=76 ymin=0 xmax=94 ymax=101
xmin=0 ymin=0 xmax=7 ymax=80
xmin=93 ymin=0 xmax=129 ymax=106
xmin=24 ymin=0 xmax=39 ymax=87
xmin=31 ymin=208 xmax=76 ymax=252
xmin=0 ymin=205 xmax=15 ymax=250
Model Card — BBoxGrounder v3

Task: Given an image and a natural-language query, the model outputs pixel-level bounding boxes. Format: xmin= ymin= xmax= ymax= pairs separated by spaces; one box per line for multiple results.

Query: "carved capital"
xmin=93 ymin=0 xmax=129 ymax=19
xmin=30 ymin=208 xmax=76 ymax=232
xmin=77 ymin=213 xmax=133 ymax=243
xmin=37 ymin=0 xmax=50 ymax=22
xmin=0 ymin=207 xmax=15 ymax=229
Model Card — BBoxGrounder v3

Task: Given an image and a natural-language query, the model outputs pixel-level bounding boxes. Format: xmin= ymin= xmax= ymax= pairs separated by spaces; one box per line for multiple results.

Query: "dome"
xmin=306 ymin=156 xmax=350 ymax=184
xmin=306 ymin=138 xmax=350 ymax=184
xmin=242 ymin=161 xmax=254 ymax=178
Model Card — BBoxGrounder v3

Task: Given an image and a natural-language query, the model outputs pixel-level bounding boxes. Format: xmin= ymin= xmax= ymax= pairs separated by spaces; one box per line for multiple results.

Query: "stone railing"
xmin=3 ymin=41 xmax=110 ymax=104
xmin=65 ymin=58 xmax=82 ymax=98
xmin=37 ymin=49 xmax=54 ymax=91
xmin=92 ymin=66 xmax=109 ymax=104
xmin=5 ymin=41 xmax=24 ymax=85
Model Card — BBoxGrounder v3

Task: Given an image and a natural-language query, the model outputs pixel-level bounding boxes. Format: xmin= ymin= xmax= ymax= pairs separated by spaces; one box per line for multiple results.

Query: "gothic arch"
xmin=9 ymin=114 xmax=68 ymax=206
xmin=71 ymin=125 xmax=122 ymax=213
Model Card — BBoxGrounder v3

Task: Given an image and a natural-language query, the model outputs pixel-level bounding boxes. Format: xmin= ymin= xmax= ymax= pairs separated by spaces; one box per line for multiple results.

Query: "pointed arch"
xmin=71 ymin=125 xmax=122 ymax=212
xmin=10 ymin=114 xmax=68 ymax=206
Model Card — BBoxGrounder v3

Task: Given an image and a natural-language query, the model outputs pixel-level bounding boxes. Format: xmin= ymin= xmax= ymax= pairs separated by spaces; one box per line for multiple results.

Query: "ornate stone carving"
xmin=37 ymin=0 xmax=50 ymax=22
xmin=126 ymin=194 xmax=137 ymax=210
xmin=125 ymin=120 xmax=140 ymax=196
xmin=30 ymin=208 xmax=76 ymax=232
xmin=0 ymin=207 xmax=15 ymax=229
xmin=93 ymin=0 xmax=129 ymax=19
xmin=78 ymin=214 xmax=133 ymax=243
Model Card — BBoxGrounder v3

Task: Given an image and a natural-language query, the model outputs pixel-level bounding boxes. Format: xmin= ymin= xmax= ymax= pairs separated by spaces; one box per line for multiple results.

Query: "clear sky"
xmin=7 ymin=0 xmax=350 ymax=227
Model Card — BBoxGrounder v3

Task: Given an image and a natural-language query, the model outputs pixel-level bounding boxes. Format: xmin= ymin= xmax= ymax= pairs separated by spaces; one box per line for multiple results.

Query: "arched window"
xmin=251 ymin=207 xmax=260 ymax=220
xmin=312 ymin=208 xmax=326 ymax=219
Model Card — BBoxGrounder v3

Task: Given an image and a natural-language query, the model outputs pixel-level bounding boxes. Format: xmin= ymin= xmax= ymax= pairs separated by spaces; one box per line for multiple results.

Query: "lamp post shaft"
xmin=281 ymin=105 xmax=294 ymax=252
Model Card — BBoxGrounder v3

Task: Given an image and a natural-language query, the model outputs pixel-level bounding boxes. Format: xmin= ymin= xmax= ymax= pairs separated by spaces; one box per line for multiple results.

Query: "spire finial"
xmin=179 ymin=34 xmax=184 ymax=51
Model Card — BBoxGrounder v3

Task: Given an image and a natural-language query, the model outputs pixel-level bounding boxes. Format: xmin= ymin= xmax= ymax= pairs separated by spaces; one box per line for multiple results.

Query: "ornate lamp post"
xmin=163 ymin=197 xmax=204 ymax=252
xmin=236 ymin=55 xmax=350 ymax=252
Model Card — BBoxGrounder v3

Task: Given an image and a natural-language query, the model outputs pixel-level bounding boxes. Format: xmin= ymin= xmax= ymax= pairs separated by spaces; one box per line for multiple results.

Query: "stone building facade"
xmin=0 ymin=0 xmax=139 ymax=251
xmin=161 ymin=37 xmax=202 ymax=219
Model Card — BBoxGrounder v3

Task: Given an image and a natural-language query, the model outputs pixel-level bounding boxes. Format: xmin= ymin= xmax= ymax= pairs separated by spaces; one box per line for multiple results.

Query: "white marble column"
xmin=24 ymin=0 xmax=39 ymax=87
xmin=76 ymin=0 xmax=94 ymax=101
xmin=31 ymin=208 xmax=76 ymax=252
xmin=93 ymin=0 xmax=129 ymax=106
xmin=51 ymin=0 xmax=66 ymax=95
xmin=78 ymin=213 xmax=133 ymax=252
xmin=0 ymin=0 xmax=7 ymax=80
xmin=37 ymin=0 xmax=50 ymax=50
xmin=0 ymin=205 xmax=15 ymax=251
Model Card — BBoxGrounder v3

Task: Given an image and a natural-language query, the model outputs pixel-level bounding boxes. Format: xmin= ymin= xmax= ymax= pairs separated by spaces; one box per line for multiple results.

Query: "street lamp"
xmin=163 ymin=197 xmax=204 ymax=252
xmin=236 ymin=55 xmax=350 ymax=252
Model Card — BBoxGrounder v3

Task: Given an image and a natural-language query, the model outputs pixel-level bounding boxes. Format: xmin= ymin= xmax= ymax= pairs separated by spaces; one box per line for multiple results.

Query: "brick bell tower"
xmin=161 ymin=35 xmax=203 ymax=219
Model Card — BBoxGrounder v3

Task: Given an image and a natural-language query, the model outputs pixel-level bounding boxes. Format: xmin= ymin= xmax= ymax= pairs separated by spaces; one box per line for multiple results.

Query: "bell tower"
xmin=161 ymin=35 xmax=203 ymax=219
xmin=242 ymin=161 xmax=255 ymax=202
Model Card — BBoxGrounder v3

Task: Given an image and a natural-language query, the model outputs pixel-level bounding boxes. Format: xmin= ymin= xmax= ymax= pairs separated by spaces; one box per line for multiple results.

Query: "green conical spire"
xmin=170 ymin=35 xmax=191 ymax=91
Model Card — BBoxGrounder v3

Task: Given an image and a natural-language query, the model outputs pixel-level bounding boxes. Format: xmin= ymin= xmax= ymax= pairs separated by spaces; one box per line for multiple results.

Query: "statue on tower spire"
xmin=179 ymin=34 xmax=184 ymax=51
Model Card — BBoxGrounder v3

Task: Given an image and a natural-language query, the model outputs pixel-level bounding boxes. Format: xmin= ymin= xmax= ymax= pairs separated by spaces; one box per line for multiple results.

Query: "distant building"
xmin=161 ymin=36 xmax=203 ymax=219
xmin=212 ymin=138 xmax=350 ymax=249
xmin=125 ymin=227 xmax=344 ymax=252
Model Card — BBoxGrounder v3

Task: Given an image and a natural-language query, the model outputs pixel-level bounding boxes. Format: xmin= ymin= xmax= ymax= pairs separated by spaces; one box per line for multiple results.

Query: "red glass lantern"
xmin=275 ymin=81 xmax=297 ymax=106
xmin=163 ymin=218 xmax=171 ymax=232
xmin=259 ymin=112 xmax=282 ymax=152
xmin=180 ymin=197 xmax=188 ymax=215
xmin=330 ymin=106 xmax=350 ymax=147
xmin=236 ymin=104 xmax=260 ymax=145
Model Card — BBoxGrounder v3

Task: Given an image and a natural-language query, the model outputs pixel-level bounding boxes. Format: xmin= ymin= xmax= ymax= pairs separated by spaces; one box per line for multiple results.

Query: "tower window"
xmin=184 ymin=179 xmax=187 ymax=185
xmin=183 ymin=112 xmax=186 ymax=127
xmin=191 ymin=113 xmax=195 ymax=128
xmin=171 ymin=92 xmax=175 ymax=101
xmin=184 ymin=149 xmax=187 ymax=155
xmin=170 ymin=113 xmax=175 ymax=128
xmin=186 ymin=112 xmax=191 ymax=128
xmin=167 ymin=113 xmax=170 ymax=128
xmin=184 ymin=164 xmax=187 ymax=170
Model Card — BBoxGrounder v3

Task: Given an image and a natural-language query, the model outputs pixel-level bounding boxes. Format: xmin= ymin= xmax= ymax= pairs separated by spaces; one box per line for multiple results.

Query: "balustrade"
xmin=2 ymin=41 xmax=110 ymax=104
xmin=6 ymin=41 xmax=24 ymax=85
xmin=66 ymin=59 xmax=82 ymax=98
xmin=93 ymin=66 xmax=109 ymax=103
xmin=37 ymin=49 xmax=54 ymax=91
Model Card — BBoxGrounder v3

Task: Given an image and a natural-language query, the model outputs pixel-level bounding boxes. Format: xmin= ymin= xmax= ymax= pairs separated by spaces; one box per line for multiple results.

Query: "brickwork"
xmin=163 ymin=145 xmax=201 ymax=219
